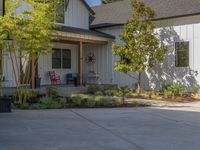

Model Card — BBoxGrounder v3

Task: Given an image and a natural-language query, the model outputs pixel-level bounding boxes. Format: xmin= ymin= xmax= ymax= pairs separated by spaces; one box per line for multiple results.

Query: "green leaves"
xmin=113 ymin=0 xmax=167 ymax=73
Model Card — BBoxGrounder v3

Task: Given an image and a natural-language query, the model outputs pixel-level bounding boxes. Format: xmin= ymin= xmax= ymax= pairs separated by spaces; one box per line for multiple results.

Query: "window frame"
xmin=175 ymin=41 xmax=189 ymax=67
xmin=52 ymin=48 xmax=71 ymax=69
xmin=56 ymin=0 xmax=65 ymax=24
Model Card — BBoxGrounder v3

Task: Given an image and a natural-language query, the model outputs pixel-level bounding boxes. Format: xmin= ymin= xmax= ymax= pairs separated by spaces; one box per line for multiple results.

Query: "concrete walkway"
xmin=1 ymin=107 xmax=200 ymax=150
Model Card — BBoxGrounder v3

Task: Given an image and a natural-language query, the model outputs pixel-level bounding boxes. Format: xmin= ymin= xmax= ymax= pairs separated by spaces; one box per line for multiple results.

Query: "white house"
xmin=2 ymin=0 xmax=200 ymax=91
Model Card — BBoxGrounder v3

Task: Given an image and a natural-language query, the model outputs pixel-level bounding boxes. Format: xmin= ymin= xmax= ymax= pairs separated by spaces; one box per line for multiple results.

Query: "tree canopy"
xmin=113 ymin=0 xmax=167 ymax=93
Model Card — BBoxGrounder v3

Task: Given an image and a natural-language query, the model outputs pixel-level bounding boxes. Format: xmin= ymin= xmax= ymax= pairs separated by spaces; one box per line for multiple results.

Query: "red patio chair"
xmin=48 ymin=71 xmax=61 ymax=85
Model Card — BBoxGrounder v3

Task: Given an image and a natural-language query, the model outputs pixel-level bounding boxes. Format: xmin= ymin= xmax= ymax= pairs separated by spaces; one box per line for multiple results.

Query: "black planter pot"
xmin=0 ymin=97 xmax=12 ymax=113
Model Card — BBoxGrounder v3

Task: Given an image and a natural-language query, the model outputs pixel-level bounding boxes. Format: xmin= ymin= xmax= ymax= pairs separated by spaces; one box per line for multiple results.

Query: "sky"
xmin=85 ymin=0 xmax=102 ymax=6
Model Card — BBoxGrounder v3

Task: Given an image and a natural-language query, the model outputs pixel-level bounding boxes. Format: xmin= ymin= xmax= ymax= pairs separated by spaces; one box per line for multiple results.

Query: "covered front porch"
xmin=36 ymin=26 xmax=115 ymax=87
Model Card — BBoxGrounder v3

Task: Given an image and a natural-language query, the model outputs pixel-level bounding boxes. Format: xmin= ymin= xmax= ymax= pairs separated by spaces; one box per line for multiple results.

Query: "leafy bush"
xmin=102 ymin=86 xmax=118 ymax=96
xmin=96 ymin=97 xmax=120 ymax=107
xmin=69 ymin=95 xmax=82 ymax=106
xmin=191 ymin=84 xmax=200 ymax=94
xmin=94 ymin=91 xmax=104 ymax=96
xmin=14 ymin=89 xmax=40 ymax=104
xmin=46 ymin=86 xmax=59 ymax=98
xmin=164 ymin=83 xmax=185 ymax=98
xmin=84 ymin=98 xmax=96 ymax=107
xmin=87 ymin=85 xmax=101 ymax=94
xmin=117 ymin=86 xmax=131 ymax=104
xmin=32 ymin=96 xmax=64 ymax=109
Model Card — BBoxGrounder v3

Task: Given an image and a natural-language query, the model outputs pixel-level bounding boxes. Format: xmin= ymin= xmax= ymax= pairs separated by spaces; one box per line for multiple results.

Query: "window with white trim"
xmin=52 ymin=48 xmax=71 ymax=69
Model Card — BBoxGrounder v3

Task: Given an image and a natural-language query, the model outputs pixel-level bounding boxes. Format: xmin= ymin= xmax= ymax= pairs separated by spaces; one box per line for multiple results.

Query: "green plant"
xmin=191 ymin=84 xmax=200 ymax=94
xmin=38 ymin=96 xmax=64 ymax=109
xmin=14 ymin=89 xmax=39 ymax=105
xmin=94 ymin=91 xmax=104 ymax=96
xmin=85 ymin=98 xmax=96 ymax=107
xmin=96 ymin=97 xmax=120 ymax=107
xmin=69 ymin=95 xmax=82 ymax=106
xmin=164 ymin=83 xmax=185 ymax=98
xmin=117 ymin=86 xmax=131 ymax=104
xmin=87 ymin=85 xmax=101 ymax=94
xmin=46 ymin=86 xmax=59 ymax=99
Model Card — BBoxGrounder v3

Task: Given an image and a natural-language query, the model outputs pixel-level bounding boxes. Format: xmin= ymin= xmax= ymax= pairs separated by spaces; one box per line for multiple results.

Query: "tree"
xmin=102 ymin=0 xmax=121 ymax=4
xmin=0 ymin=0 xmax=62 ymax=100
xmin=113 ymin=0 xmax=167 ymax=94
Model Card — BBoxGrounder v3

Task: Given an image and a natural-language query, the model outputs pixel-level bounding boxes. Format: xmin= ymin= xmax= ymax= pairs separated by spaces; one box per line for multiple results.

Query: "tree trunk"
xmin=137 ymin=71 xmax=142 ymax=95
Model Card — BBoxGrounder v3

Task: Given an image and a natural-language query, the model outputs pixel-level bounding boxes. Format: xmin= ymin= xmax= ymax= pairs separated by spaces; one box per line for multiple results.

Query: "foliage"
xmin=0 ymin=0 xmax=62 ymax=96
xmin=14 ymin=89 xmax=39 ymax=104
xmin=94 ymin=91 xmax=104 ymax=96
xmin=112 ymin=0 xmax=167 ymax=94
xmin=102 ymin=86 xmax=118 ymax=96
xmin=117 ymin=86 xmax=131 ymax=104
xmin=69 ymin=95 xmax=82 ymax=106
xmin=87 ymin=85 xmax=101 ymax=94
xmin=102 ymin=0 xmax=121 ymax=4
xmin=163 ymin=83 xmax=186 ymax=98
xmin=191 ymin=84 xmax=200 ymax=94
xmin=96 ymin=97 xmax=121 ymax=107
xmin=46 ymin=86 xmax=59 ymax=99
xmin=30 ymin=96 xmax=64 ymax=109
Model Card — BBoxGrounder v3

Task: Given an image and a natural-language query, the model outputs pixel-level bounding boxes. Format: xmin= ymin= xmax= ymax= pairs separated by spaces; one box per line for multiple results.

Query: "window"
xmin=57 ymin=0 xmax=65 ymax=24
xmin=175 ymin=42 xmax=189 ymax=67
xmin=52 ymin=48 xmax=71 ymax=69
xmin=62 ymin=49 xmax=71 ymax=69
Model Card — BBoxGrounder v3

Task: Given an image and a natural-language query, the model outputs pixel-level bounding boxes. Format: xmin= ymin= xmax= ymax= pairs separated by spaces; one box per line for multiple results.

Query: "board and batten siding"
xmin=98 ymin=15 xmax=200 ymax=90
xmin=63 ymin=0 xmax=90 ymax=29
xmin=38 ymin=43 xmax=79 ymax=85
xmin=13 ymin=0 xmax=90 ymax=29
xmin=97 ymin=27 xmax=138 ymax=88
xmin=83 ymin=43 xmax=114 ymax=85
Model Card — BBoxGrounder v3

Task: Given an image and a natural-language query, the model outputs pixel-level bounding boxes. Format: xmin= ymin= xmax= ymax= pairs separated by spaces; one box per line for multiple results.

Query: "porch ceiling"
xmin=53 ymin=26 xmax=115 ymax=45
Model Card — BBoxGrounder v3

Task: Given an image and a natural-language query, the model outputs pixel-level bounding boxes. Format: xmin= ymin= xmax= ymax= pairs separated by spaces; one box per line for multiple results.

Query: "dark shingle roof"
xmin=91 ymin=0 xmax=200 ymax=29
xmin=56 ymin=26 xmax=115 ymax=39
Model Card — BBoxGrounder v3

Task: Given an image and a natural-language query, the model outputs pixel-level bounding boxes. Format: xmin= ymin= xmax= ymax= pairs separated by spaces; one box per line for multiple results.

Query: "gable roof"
xmin=91 ymin=0 xmax=200 ymax=29
xmin=81 ymin=0 xmax=95 ymax=15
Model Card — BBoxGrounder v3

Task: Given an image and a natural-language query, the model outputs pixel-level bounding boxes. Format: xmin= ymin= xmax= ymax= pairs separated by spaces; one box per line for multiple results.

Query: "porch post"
xmin=79 ymin=41 xmax=83 ymax=86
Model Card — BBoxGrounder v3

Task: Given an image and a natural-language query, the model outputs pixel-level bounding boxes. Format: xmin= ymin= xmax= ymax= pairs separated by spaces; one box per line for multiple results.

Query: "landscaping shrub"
xmin=38 ymin=96 xmax=63 ymax=109
xmin=94 ymin=91 xmax=104 ymax=96
xmin=46 ymin=86 xmax=59 ymax=99
xmin=163 ymin=83 xmax=185 ymax=98
xmin=102 ymin=86 xmax=118 ymax=96
xmin=96 ymin=97 xmax=120 ymax=107
xmin=117 ymin=86 xmax=131 ymax=104
xmin=14 ymin=89 xmax=40 ymax=104
xmin=87 ymin=85 xmax=101 ymax=94
xmin=191 ymin=84 xmax=200 ymax=94
xmin=69 ymin=95 xmax=82 ymax=106
xmin=84 ymin=98 xmax=96 ymax=107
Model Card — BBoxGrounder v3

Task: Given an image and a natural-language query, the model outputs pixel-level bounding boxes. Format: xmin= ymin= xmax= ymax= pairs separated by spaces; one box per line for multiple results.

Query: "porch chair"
xmin=66 ymin=73 xmax=78 ymax=86
xmin=48 ymin=71 xmax=61 ymax=85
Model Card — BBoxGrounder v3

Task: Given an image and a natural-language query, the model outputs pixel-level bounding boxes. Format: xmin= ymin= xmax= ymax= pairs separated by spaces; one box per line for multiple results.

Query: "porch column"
xmin=79 ymin=41 xmax=83 ymax=86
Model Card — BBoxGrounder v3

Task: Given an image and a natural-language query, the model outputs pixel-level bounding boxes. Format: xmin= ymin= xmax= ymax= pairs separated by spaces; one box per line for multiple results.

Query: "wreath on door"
xmin=86 ymin=52 xmax=96 ymax=65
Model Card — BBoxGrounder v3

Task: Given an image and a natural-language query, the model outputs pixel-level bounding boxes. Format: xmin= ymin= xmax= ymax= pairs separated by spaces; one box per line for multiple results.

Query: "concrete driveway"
xmin=0 ymin=107 xmax=200 ymax=150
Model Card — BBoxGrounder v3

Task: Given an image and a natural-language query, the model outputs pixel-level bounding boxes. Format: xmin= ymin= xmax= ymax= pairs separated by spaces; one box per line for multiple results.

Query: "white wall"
xmin=62 ymin=0 xmax=90 ymax=29
xmin=83 ymin=43 xmax=114 ymax=85
xmin=98 ymin=26 xmax=138 ymax=88
xmin=98 ymin=15 xmax=200 ymax=90
xmin=38 ymin=43 xmax=79 ymax=85
xmin=14 ymin=0 xmax=90 ymax=29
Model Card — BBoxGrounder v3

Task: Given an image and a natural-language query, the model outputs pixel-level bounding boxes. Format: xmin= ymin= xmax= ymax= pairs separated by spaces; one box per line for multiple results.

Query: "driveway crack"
xmin=70 ymin=109 xmax=145 ymax=150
